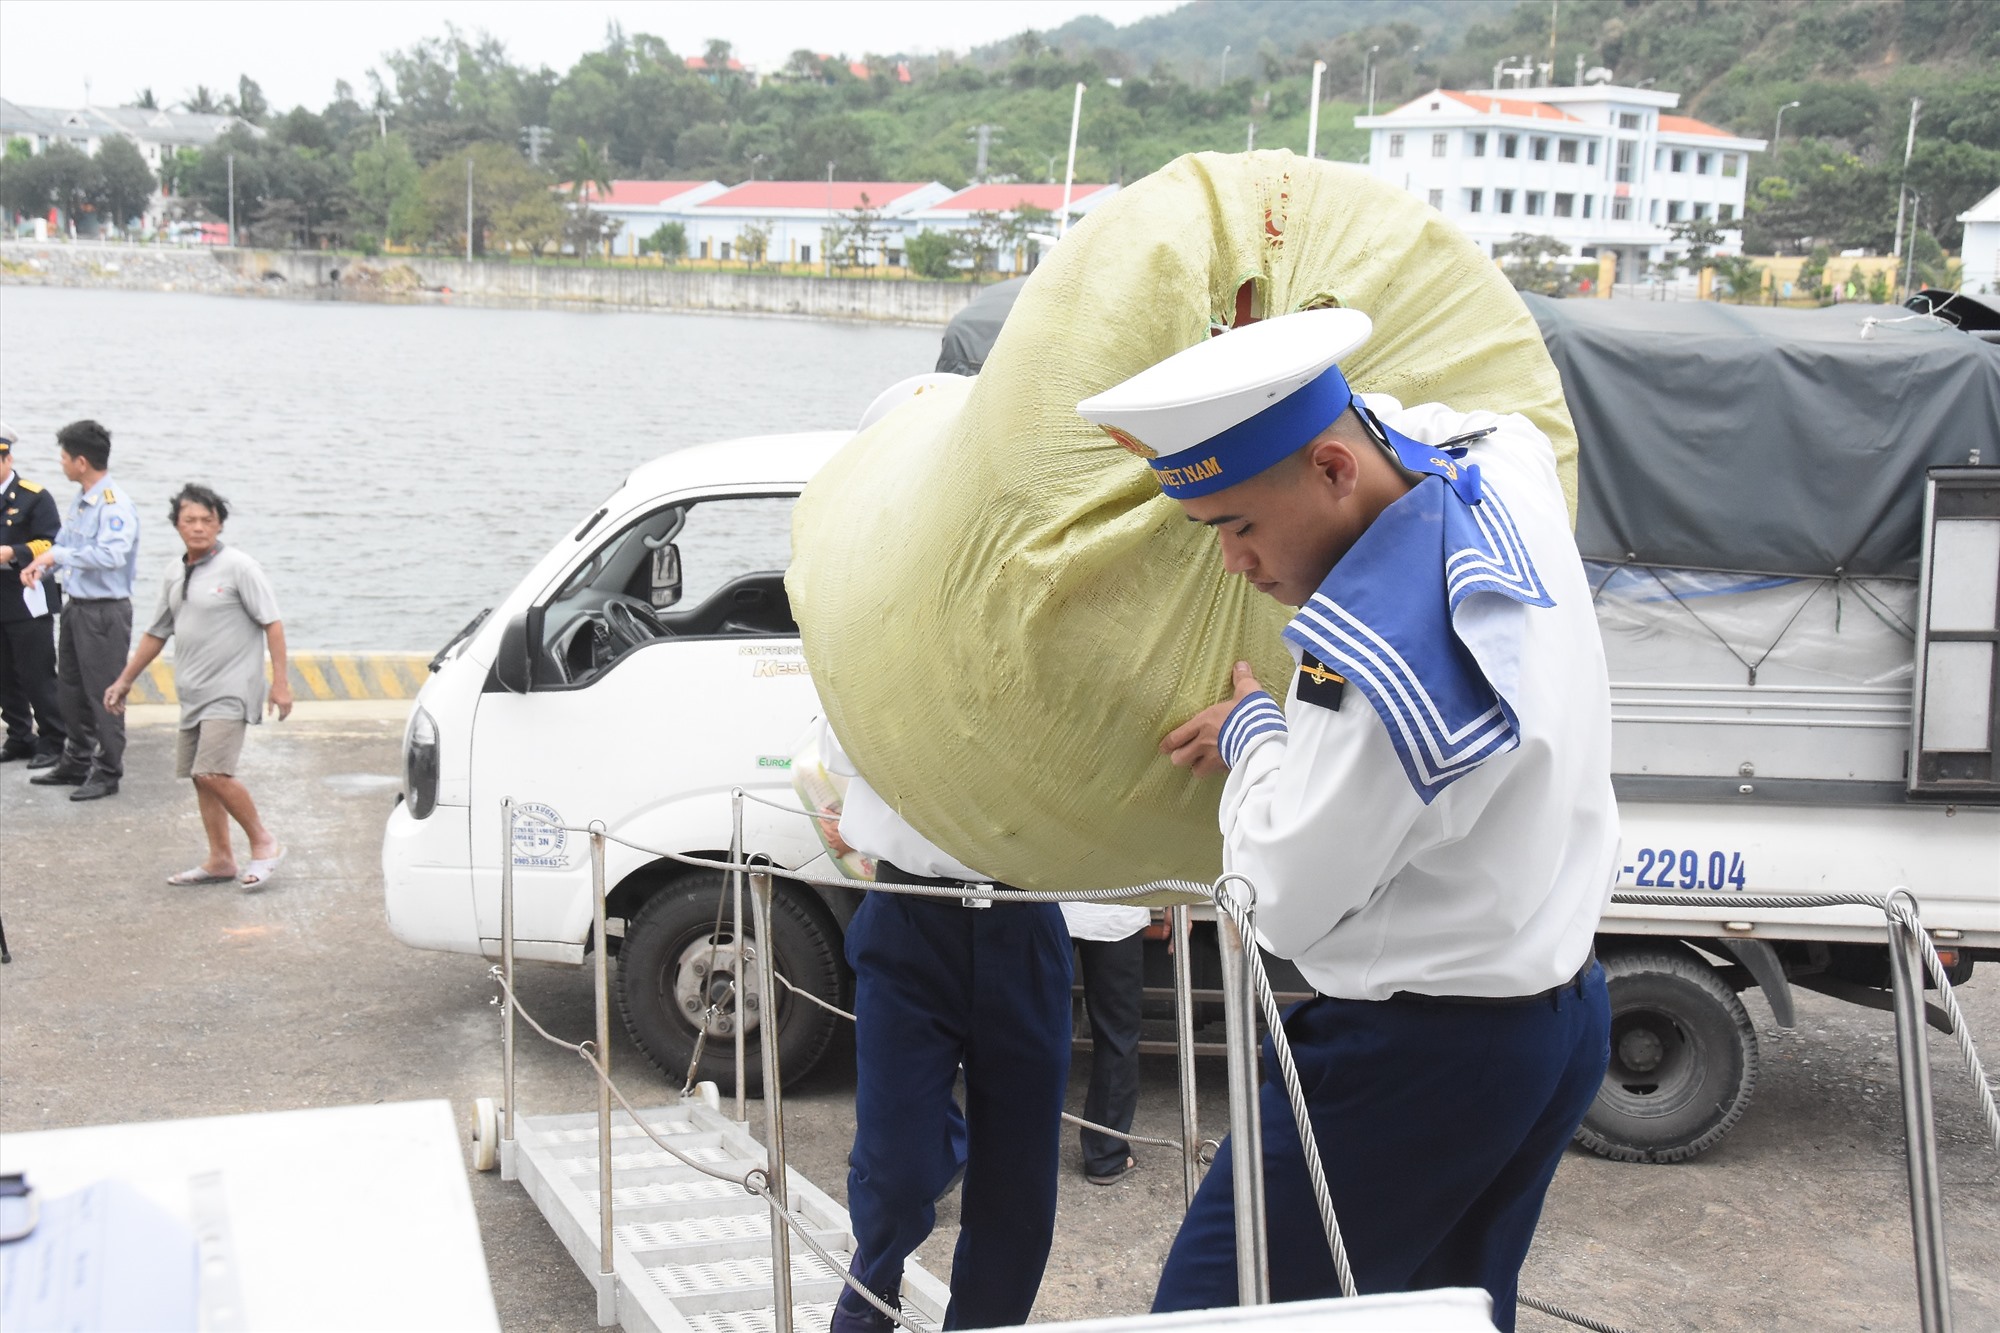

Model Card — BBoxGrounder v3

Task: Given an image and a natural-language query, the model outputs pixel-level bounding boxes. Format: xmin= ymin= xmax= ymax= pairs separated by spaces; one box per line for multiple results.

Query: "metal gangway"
xmin=481 ymin=793 xmax=1999 ymax=1333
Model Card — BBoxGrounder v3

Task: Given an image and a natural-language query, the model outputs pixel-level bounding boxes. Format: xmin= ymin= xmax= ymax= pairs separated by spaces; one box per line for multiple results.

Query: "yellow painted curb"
xmin=128 ymin=652 xmax=433 ymax=704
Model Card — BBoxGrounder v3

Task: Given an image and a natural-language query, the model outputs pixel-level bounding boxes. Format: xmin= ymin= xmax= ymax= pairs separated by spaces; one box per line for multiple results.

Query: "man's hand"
xmin=1160 ymin=661 xmax=1267 ymax=779
xmin=267 ymin=679 xmax=294 ymax=721
xmin=0 ymin=544 xmax=14 ymax=565
xmin=20 ymin=552 xmax=53 ymax=588
xmin=104 ymin=677 xmax=133 ymax=716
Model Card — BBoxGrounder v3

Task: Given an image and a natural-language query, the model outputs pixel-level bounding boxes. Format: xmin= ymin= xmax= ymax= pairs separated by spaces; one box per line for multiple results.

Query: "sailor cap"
xmin=1076 ymin=307 xmax=1483 ymax=505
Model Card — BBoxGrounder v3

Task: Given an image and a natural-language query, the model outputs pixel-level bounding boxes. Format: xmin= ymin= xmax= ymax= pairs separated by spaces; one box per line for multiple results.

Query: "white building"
xmin=1959 ymin=184 xmax=2000 ymax=297
xmin=570 ymin=180 xmax=729 ymax=258
xmin=680 ymin=181 xmax=954 ymax=267
xmin=2 ymin=98 xmax=255 ymax=230
xmin=1355 ymin=84 xmax=1765 ymax=283
xmin=902 ymin=182 xmax=1119 ymax=273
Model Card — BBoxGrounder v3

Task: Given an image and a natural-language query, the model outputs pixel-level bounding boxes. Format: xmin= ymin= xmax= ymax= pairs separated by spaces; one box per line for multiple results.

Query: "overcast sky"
xmin=0 ymin=0 xmax=1186 ymax=111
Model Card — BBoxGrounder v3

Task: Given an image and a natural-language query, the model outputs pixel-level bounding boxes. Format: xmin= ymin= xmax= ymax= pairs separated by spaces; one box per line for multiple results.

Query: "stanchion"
xmin=1887 ymin=888 xmax=1953 ymax=1333
xmin=501 ymin=797 xmax=518 ymax=1181
xmin=591 ymin=823 xmax=617 ymax=1326
xmin=1214 ymin=880 xmax=1270 ymax=1305
xmin=732 ymin=790 xmax=749 ymax=1124
xmin=751 ymin=866 xmax=795 ymax=1333
xmin=1169 ymin=903 xmax=1202 ymax=1211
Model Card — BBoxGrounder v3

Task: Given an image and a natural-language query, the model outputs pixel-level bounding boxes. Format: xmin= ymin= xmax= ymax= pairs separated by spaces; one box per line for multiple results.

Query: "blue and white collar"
xmin=1282 ymin=475 xmax=1553 ymax=803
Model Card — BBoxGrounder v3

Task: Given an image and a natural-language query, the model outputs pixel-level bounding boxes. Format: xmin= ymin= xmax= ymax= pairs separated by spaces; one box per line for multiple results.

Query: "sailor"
xmin=1077 ymin=308 xmax=1616 ymax=1331
xmin=802 ymin=718 xmax=1071 ymax=1333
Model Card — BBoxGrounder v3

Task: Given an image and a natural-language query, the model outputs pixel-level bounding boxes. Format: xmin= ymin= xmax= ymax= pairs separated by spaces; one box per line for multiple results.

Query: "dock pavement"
xmin=1 ymin=703 xmax=1995 ymax=1331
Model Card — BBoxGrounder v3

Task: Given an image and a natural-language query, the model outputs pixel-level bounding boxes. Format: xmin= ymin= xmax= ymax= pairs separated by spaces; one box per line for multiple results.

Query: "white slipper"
xmin=168 ymin=866 xmax=237 ymax=886
xmin=240 ymin=846 xmax=287 ymax=890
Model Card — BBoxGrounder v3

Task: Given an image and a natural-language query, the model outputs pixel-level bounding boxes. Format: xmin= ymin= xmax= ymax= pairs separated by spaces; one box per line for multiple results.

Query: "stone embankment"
xmin=0 ymin=240 xmax=983 ymax=324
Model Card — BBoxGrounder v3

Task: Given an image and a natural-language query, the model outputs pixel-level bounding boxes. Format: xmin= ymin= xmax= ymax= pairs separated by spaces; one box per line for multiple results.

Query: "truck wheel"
xmin=1575 ymin=947 xmax=1759 ymax=1164
xmin=617 ymin=870 xmax=847 ymax=1096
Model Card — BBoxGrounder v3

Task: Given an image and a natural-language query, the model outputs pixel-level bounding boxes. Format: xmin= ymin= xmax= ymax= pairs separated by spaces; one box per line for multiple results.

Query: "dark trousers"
xmin=0 ymin=615 xmax=64 ymax=752
xmin=1076 ymin=931 xmax=1144 ymax=1175
xmin=836 ymin=889 xmax=1073 ymax=1332
xmin=55 ymin=597 xmax=130 ymax=780
xmin=1153 ymin=965 xmax=1610 ymax=1332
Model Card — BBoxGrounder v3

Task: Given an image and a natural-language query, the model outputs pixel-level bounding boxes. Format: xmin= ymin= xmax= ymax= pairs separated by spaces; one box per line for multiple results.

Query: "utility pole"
xmin=1308 ymin=60 xmax=1325 ymax=159
xmin=1773 ymin=100 xmax=1800 ymax=156
xmin=967 ymin=124 xmax=1002 ymax=181
xmin=1219 ymin=45 xmax=1231 ymax=87
xmin=1247 ymin=121 xmax=1256 ymax=151
xmin=226 ymin=153 xmax=235 ymax=247
xmin=1891 ymin=96 xmax=1921 ymax=300
xmin=520 ymin=124 xmax=551 ymax=165
xmin=824 ymin=160 xmax=835 ymax=277
xmin=1904 ymin=192 xmax=1923 ymax=297
xmin=1364 ymin=45 xmax=1381 ymax=115
xmin=1059 ymin=83 xmax=1083 ymax=239
xmin=465 ymin=156 xmax=474 ymax=263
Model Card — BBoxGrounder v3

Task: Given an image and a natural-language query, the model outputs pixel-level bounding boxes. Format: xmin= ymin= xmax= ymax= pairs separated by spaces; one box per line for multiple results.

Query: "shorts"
xmin=175 ymin=718 xmax=248 ymax=779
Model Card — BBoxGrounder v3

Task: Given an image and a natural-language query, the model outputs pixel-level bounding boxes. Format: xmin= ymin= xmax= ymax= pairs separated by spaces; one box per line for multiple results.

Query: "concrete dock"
xmin=2 ymin=705 xmax=1995 ymax=1330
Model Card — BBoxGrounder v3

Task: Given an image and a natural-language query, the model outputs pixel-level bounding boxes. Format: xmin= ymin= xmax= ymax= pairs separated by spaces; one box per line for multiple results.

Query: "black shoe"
xmin=27 ymin=749 xmax=62 ymax=769
xmin=29 ymin=766 xmax=88 ymax=786
xmin=0 ymin=740 xmax=35 ymax=762
xmin=70 ymin=776 xmax=120 ymax=801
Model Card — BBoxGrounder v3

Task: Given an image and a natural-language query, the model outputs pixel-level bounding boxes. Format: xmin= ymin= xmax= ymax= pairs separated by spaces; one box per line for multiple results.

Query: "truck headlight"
xmin=404 ymin=706 xmax=440 ymax=819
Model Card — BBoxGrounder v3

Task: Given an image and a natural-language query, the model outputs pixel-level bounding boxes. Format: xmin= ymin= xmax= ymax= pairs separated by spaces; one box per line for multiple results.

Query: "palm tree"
xmin=181 ymin=85 xmax=224 ymax=115
xmin=562 ymin=138 xmax=616 ymax=264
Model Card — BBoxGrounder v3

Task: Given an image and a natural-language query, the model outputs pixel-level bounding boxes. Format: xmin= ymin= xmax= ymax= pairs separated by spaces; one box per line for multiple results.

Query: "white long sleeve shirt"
xmin=1215 ymin=396 xmax=1618 ymax=1000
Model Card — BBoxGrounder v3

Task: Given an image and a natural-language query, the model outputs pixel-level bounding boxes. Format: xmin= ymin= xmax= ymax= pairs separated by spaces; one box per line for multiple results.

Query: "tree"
xmin=134 ymin=88 xmax=159 ymax=110
xmin=349 ymin=133 xmax=421 ymax=242
xmin=562 ymin=204 xmax=619 ymax=259
xmin=1711 ymin=254 xmax=1765 ymax=303
xmin=181 ymin=85 xmax=225 ymax=114
xmin=92 ymin=137 xmax=157 ymax=227
xmin=839 ymin=193 xmax=887 ymax=268
xmin=1668 ymin=219 xmax=1725 ymax=279
xmin=1492 ymin=233 xmax=1573 ymax=297
xmin=639 ymin=220 xmax=687 ymax=261
xmin=734 ymin=219 xmax=772 ymax=265
xmin=413 ymin=141 xmax=560 ymax=255
xmin=37 ymin=142 xmax=101 ymax=231
xmin=905 ymin=229 xmax=959 ymax=279
xmin=563 ymin=137 xmax=615 ymax=205
xmin=230 ymin=75 xmax=270 ymax=125
xmin=0 ymin=142 xmax=51 ymax=222
xmin=1796 ymin=245 xmax=1832 ymax=302
xmin=956 ymin=209 xmax=1015 ymax=274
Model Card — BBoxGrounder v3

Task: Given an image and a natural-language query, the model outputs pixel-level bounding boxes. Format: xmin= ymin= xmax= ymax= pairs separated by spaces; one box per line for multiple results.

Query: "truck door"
xmin=467 ymin=492 xmax=820 ymax=952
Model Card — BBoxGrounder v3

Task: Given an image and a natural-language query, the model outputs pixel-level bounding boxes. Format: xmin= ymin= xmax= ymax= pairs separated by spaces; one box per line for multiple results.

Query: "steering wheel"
xmin=602 ymin=596 xmax=673 ymax=652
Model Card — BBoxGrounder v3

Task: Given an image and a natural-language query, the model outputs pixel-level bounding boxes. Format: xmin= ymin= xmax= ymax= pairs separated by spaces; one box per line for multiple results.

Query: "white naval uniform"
xmin=1216 ymin=395 xmax=1619 ymax=1001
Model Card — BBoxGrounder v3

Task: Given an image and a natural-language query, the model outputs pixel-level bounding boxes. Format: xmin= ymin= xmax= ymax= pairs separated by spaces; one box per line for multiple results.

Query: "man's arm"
xmin=104 ymin=635 xmax=169 ymax=715
xmin=0 ymin=488 xmax=59 ymax=568
xmin=38 ymin=501 xmax=135 ymax=573
xmin=264 ymin=620 xmax=292 ymax=719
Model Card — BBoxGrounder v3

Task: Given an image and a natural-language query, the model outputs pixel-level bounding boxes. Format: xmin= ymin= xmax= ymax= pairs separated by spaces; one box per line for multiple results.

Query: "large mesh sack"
xmin=789 ymin=150 xmax=1574 ymax=892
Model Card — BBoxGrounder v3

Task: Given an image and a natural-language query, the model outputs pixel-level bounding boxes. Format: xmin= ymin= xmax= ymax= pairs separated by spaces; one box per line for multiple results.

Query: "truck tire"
xmin=617 ymin=870 xmax=848 ymax=1096
xmin=1575 ymin=946 xmax=1759 ymax=1164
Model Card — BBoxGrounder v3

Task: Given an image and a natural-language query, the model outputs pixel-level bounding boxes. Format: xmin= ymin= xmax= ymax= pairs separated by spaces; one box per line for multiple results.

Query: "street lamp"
xmin=1220 ymin=44 xmax=1231 ymax=87
xmin=750 ymin=153 xmax=767 ymax=181
xmin=824 ymin=160 xmax=835 ymax=277
xmin=1365 ymin=44 xmax=1381 ymax=115
xmin=1773 ymin=100 xmax=1801 ymax=153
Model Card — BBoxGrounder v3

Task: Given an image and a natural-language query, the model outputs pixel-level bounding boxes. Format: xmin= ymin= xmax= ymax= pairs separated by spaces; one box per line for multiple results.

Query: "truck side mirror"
xmin=493 ymin=610 xmax=533 ymax=694
xmin=650 ymin=542 xmax=683 ymax=609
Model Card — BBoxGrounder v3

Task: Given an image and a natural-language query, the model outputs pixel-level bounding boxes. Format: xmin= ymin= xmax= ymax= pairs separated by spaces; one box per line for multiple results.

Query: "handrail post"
xmin=1214 ymin=882 xmax=1270 ymax=1305
xmin=500 ymin=797 xmax=517 ymax=1181
xmin=591 ymin=823 xmax=617 ymax=1326
xmin=1169 ymin=903 xmax=1201 ymax=1211
xmin=1887 ymin=889 xmax=1952 ymax=1333
xmin=732 ymin=789 xmax=749 ymax=1123
xmin=750 ymin=866 xmax=794 ymax=1333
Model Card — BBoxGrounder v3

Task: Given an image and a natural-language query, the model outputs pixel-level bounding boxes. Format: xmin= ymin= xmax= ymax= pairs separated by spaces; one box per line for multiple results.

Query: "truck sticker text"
xmin=1622 ymin=847 xmax=1749 ymax=892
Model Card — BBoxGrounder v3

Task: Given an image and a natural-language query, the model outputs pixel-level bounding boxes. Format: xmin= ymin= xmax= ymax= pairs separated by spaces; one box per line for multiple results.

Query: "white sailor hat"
xmin=0 ymin=422 xmax=16 ymax=448
xmin=858 ymin=372 xmax=965 ymax=431
xmin=1076 ymin=308 xmax=1485 ymax=505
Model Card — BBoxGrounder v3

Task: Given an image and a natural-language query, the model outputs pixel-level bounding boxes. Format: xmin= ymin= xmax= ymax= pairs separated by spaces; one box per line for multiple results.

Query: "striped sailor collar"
xmin=1280 ymin=472 xmax=1553 ymax=803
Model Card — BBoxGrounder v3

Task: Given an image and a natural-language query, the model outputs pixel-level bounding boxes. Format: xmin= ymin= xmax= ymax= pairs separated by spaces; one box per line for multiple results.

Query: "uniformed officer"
xmin=0 ymin=422 xmax=67 ymax=764
xmin=23 ymin=419 xmax=140 ymax=801
xmin=1077 ymin=308 xmax=1615 ymax=1331
xmin=803 ymin=718 xmax=1072 ymax=1333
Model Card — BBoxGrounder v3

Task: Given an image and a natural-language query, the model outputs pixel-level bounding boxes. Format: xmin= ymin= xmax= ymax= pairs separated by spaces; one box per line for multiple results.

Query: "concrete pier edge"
xmin=130 ymin=651 xmax=433 ymax=704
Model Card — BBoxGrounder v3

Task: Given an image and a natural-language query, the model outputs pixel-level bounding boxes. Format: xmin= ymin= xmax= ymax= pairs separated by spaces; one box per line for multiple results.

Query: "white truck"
xmin=384 ymin=292 xmax=2000 ymax=1163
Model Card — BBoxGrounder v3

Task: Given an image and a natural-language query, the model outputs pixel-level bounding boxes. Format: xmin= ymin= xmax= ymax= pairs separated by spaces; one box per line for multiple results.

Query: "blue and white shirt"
xmin=47 ymin=475 xmax=140 ymax=600
xmin=1214 ymin=396 xmax=1618 ymax=1001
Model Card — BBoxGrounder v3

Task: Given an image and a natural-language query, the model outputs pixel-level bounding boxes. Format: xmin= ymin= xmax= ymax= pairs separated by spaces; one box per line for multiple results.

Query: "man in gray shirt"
xmin=106 ymin=483 xmax=293 ymax=889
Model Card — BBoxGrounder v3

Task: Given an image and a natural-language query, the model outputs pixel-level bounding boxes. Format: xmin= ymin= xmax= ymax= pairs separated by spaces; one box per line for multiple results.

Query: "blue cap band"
xmin=1149 ymin=363 xmax=1355 ymax=499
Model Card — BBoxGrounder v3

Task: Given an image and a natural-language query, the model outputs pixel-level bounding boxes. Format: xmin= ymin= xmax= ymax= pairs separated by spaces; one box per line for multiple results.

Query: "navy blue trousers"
xmin=834 ymin=889 xmax=1073 ymax=1332
xmin=1153 ymin=965 xmax=1609 ymax=1332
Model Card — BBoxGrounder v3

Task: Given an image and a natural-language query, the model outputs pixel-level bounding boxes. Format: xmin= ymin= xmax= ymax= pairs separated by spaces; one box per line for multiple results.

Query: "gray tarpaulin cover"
xmin=935 ymin=277 xmax=1025 ymax=375
xmin=1523 ymin=294 xmax=2000 ymax=578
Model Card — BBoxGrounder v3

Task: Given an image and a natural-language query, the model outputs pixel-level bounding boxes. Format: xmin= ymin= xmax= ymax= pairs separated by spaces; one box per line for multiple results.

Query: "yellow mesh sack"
xmin=788 ymin=150 xmax=1574 ymax=892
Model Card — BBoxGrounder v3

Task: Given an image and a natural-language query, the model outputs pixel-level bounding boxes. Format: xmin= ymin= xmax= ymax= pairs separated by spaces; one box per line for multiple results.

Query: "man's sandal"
xmin=1086 ymin=1156 xmax=1138 ymax=1186
xmin=167 ymin=866 xmax=237 ymax=886
xmin=240 ymin=847 xmax=287 ymax=890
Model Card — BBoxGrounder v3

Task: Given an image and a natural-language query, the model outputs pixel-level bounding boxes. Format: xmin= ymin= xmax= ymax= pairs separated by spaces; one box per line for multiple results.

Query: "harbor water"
xmin=0 ymin=286 xmax=940 ymax=649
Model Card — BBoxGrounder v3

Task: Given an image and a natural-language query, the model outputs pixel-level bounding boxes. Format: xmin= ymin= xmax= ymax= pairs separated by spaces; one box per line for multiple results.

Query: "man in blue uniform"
xmin=805 ymin=719 xmax=1072 ymax=1333
xmin=1077 ymin=309 xmax=1616 ymax=1331
xmin=22 ymin=419 xmax=141 ymax=801
xmin=0 ymin=423 xmax=67 ymax=765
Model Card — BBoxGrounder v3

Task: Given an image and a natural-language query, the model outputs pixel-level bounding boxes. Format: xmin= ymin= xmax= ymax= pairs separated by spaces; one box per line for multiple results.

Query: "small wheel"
xmin=470 ymin=1096 xmax=500 ymax=1172
xmin=1575 ymin=947 xmax=1759 ymax=1164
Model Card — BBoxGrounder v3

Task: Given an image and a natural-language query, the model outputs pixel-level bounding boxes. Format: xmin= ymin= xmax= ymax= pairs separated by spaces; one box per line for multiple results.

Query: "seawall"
xmin=127 ymin=651 xmax=430 ymax=705
xmin=0 ymin=240 xmax=983 ymax=324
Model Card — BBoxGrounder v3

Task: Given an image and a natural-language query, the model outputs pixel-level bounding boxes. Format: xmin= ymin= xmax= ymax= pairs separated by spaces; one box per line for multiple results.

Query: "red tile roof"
xmin=847 ymin=59 xmax=912 ymax=83
xmin=685 ymin=55 xmax=745 ymax=73
xmin=1658 ymin=113 xmax=1732 ymax=139
xmin=700 ymin=181 xmax=933 ymax=210
xmin=567 ymin=180 xmax=712 ymax=207
xmin=931 ymin=183 xmax=1112 ymax=212
xmin=1440 ymin=91 xmax=1581 ymax=123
